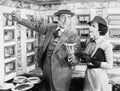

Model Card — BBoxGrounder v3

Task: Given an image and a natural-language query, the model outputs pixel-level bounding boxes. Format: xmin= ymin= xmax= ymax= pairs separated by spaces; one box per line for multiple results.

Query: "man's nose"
xmin=63 ymin=17 xmax=66 ymax=22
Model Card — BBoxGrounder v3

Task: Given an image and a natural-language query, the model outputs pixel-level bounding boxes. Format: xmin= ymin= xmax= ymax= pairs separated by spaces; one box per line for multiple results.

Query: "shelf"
xmin=113 ymin=53 xmax=120 ymax=58
xmin=108 ymin=25 xmax=120 ymax=28
xmin=26 ymin=52 xmax=35 ymax=56
xmin=27 ymin=64 xmax=35 ymax=73
xmin=80 ymin=38 xmax=87 ymax=41
xmin=5 ymin=57 xmax=16 ymax=63
xmin=26 ymin=38 xmax=35 ymax=43
xmin=75 ymin=25 xmax=89 ymax=28
xmin=4 ymin=41 xmax=16 ymax=46
xmin=108 ymin=39 xmax=120 ymax=44
xmin=3 ymin=26 xmax=16 ymax=30
xmin=4 ymin=71 xmax=16 ymax=81
xmin=107 ymin=67 xmax=120 ymax=76
xmin=73 ymin=64 xmax=87 ymax=71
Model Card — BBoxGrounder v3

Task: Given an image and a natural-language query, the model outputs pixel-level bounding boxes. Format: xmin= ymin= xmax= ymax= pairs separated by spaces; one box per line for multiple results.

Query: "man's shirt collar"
xmin=56 ymin=26 xmax=65 ymax=32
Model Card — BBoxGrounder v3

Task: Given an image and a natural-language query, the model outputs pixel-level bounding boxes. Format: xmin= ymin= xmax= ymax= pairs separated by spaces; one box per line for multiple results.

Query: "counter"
xmin=5 ymin=65 xmax=120 ymax=91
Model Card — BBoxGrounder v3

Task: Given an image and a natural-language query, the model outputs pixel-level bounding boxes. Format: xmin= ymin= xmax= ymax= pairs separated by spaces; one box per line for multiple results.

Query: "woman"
xmin=81 ymin=16 xmax=113 ymax=91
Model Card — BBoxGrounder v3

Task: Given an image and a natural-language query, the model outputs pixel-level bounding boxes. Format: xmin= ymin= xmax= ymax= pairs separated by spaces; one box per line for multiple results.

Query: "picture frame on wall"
xmin=112 ymin=43 xmax=120 ymax=53
xmin=113 ymin=57 xmax=120 ymax=67
xmin=27 ymin=55 xmax=35 ymax=66
xmin=4 ymin=29 xmax=15 ymax=42
xmin=26 ymin=42 xmax=35 ymax=53
xmin=76 ymin=14 xmax=90 ymax=25
xmin=5 ymin=60 xmax=16 ymax=74
xmin=47 ymin=15 xmax=58 ymax=24
xmin=26 ymin=28 xmax=34 ymax=38
xmin=4 ymin=45 xmax=15 ymax=58
xmin=109 ymin=28 xmax=120 ymax=38
xmin=76 ymin=28 xmax=89 ymax=37
xmin=107 ymin=14 xmax=120 ymax=25
xmin=3 ymin=13 xmax=15 ymax=26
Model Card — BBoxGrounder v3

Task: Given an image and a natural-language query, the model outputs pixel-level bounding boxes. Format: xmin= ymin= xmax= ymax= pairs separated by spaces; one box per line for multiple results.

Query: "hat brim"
xmin=87 ymin=20 xmax=107 ymax=26
xmin=87 ymin=21 xmax=92 ymax=25
xmin=54 ymin=12 xmax=75 ymax=17
xmin=87 ymin=16 xmax=107 ymax=26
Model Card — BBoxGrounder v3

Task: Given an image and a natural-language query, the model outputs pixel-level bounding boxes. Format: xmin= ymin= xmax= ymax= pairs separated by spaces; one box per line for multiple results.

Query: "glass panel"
xmin=4 ymin=29 xmax=15 ymax=42
xmin=4 ymin=45 xmax=15 ymax=58
xmin=5 ymin=60 xmax=16 ymax=74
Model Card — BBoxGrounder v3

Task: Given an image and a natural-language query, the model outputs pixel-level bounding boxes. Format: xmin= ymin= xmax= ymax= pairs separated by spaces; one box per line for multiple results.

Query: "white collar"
xmin=56 ymin=26 xmax=65 ymax=32
xmin=95 ymin=36 xmax=103 ymax=44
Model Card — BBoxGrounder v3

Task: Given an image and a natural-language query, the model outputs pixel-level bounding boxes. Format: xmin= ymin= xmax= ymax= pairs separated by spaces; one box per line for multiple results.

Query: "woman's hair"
xmin=98 ymin=23 xmax=108 ymax=35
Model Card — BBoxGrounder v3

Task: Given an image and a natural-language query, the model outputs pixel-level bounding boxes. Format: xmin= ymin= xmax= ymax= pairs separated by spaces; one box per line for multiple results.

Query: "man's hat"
xmin=88 ymin=16 xmax=107 ymax=26
xmin=54 ymin=9 xmax=75 ymax=17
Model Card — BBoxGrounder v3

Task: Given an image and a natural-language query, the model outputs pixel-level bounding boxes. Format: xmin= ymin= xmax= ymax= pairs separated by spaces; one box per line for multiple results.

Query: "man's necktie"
xmin=53 ymin=29 xmax=61 ymax=39
xmin=90 ymin=38 xmax=95 ymax=42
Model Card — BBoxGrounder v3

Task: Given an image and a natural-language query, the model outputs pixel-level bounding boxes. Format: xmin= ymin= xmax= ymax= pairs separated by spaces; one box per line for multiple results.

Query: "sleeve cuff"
xmin=91 ymin=61 xmax=101 ymax=68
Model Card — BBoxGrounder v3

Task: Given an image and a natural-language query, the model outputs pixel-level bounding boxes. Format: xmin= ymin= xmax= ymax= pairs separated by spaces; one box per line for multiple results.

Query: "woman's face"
xmin=89 ymin=22 xmax=100 ymax=40
xmin=58 ymin=14 xmax=72 ymax=29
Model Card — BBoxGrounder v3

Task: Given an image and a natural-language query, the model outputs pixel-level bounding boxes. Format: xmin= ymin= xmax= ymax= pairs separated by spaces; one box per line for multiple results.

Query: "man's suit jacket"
xmin=19 ymin=19 xmax=81 ymax=91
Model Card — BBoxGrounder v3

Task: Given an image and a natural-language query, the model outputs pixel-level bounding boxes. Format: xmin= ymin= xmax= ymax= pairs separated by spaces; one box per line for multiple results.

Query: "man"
xmin=11 ymin=9 xmax=81 ymax=91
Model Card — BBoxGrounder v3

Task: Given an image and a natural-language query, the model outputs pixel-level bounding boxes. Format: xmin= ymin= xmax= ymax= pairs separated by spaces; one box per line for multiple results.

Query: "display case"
xmin=19 ymin=8 xmax=38 ymax=73
xmin=3 ymin=13 xmax=15 ymax=26
xmin=75 ymin=10 xmax=90 ymax=50
xmin=109 ymin=28 xmax=120 ymax=38
xmin=27 ymin=54 xmax=35 ymax=66
xmin=47 ymin=15 xmax=58 ymax=24
xmin=45 ymin=10 xmax=57 ymax=24
xmin=107 ymin=14 xmax=120 ymax=25
xmin=0 ymin=6 xmax=17 ymax=83
xmin=76 ymin=14 xmax=90 ymax=25
xmin=26 ymin=42 xmax=35 ymax=53
xmin=5 ymin=60 xmax=16 ymax=74
xmin=106 ymin=8 xmax=120 ymax=66
xmin=4 ymin=29 xmax=15 ymax=42
xmin=26 ymin=28 xmax=34 ymax=39
xmin=4 ymin=45 xmax=16 ymax=58
xmin=0 ymin=6 xmax=39 ymax=83
xmin=76 ymin=28 xmax=89 ymax=49
xmin=112 ymin=43 xmax=120 ymax=53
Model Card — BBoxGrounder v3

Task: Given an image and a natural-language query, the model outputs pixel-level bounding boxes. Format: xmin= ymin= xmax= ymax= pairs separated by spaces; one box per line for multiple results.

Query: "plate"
xmin=28 ymin=77 xmax=41 ymax=84
xmin=63 ymin=43 xmax=77 ymax=46
xmin=0 ymin=83 xmax=13 ymax=90
xmin=13 ymin=76 xmax=27 ymax=84
xmin=12 ymin=83 xmax=34 ymax=91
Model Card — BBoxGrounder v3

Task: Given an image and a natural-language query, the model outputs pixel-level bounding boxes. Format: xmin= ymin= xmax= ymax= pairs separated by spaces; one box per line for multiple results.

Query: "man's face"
xmin=58 ymin=14 xmax=72 ymax=29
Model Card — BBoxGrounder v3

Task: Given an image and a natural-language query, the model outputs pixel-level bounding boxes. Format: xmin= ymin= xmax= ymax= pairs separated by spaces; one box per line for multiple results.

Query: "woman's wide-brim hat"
xmin=88 ymin=16 xmax=107 ymax=26
xmin=54 ymin=9 xmax=75 ymax=17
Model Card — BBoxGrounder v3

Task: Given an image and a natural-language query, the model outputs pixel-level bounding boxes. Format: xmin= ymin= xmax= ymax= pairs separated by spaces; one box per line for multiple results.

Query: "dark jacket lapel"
xmin=43 ymin=25 xmax=57 ymax=52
